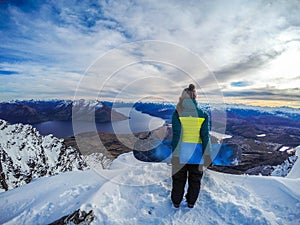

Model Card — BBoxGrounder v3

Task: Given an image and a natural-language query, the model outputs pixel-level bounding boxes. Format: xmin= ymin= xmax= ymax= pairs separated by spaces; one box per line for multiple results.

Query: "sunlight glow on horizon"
xmin=225 ymin=97 xmax=300 ymax=108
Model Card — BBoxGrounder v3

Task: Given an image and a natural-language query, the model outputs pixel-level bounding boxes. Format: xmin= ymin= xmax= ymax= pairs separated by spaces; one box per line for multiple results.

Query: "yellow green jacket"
xmin=171 ymin=99 xmax=211 ymax=160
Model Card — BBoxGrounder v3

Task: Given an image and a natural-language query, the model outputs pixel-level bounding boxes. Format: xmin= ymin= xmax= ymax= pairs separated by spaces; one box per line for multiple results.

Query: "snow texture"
xmin=0 ymin=120 xmax=88 ymax=191
xmin=0 ymin=148 xmax=299 ymax=225
xmin=271 ymin=155 xmax=298 ymax=177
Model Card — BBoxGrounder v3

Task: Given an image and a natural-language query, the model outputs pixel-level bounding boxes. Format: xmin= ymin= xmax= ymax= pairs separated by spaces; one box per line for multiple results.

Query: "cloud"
xmin=213 ymin=49 xmax=284 ymax=81
xmin=1 ymin=1 xmax=127 ymax=69
xmin=0 ymin=0 xmax=300 ymax=107
xmin=0 ymin=62 xmax=82 ymax=101
xmin=224 ymin=86 xmax=300 ymax=100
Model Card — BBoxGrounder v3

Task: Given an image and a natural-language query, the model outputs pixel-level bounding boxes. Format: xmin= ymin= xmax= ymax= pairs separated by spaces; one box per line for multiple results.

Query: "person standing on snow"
xmin=171 ymin=84 xmax=212 ymax=208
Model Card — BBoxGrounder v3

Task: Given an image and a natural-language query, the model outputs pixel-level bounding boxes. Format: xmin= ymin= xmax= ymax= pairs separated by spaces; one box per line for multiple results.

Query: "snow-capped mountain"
xmin=0 ymin=100 xmax=128 ymax=124
xmin=0 ymin=120 xmax=88 ymax=192
xmin=72 ymin=99 xmax=128 ymax=122
xmin=225 ymin=103 xmax=300 ymax=118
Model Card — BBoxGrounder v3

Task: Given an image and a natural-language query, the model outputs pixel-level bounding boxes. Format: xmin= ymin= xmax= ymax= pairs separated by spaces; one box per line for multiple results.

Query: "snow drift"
xmin=0 ymin=147 xmax=299 ymax=225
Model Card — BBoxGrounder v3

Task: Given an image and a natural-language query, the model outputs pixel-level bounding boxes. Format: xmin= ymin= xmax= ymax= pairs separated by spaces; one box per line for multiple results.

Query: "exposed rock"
xmin=245 ymin=165 xmax=274 ymax=176
xmin=49 ymin=209 xmax=94 ymax=225
xmin=243 ymin=155 xmax=298 ymax=176
xmin=0 ymin=102 xmax=41 ymax=124
xmin=271 ymin=155 xmax=298 ymax=177
xmin=83 ymin=153 xmax=112 ymax=170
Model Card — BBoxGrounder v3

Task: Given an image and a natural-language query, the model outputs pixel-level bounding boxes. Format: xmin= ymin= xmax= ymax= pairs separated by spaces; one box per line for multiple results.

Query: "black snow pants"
xmin=171 ymin=157 xmax=204 ymax=206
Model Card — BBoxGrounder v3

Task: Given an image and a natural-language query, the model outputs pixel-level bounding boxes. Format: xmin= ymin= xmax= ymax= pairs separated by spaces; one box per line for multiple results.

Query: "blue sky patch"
xmin=0 ymin=70 xmax=19 ymax=75
xmin=231 ymin=81 xmax=252 ymax=87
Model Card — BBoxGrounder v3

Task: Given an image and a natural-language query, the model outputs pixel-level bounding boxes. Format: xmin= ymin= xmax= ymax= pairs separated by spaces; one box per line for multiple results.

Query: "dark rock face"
xmin=0 ymin=120 xmax=88 ymax=191
xmin=49 ymin=209 xmax=94 ymax=225
xmin=0 ymin=103 xmax=41 ymax=124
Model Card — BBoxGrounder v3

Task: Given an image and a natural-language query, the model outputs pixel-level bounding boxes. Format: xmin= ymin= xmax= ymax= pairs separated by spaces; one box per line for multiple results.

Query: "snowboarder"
xmin=171 ymin=84 xmax=212 ymax=208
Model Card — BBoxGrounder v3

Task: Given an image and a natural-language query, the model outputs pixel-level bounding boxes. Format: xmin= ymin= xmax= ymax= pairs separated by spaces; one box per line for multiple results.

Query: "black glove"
xmin=204 ymin=154 xmax=212 ymax=167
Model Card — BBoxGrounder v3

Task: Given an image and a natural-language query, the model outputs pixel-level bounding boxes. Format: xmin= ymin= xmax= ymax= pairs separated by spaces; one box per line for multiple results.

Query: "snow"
xmin=0 ymin=170 xmax=102 ymax=224
xmin=210 ymin=131 xmax=232 ymax=140
xmin=1 ymin=149 xmax=300 ymax=225
xmin=225 ymin=103 xmax=300 ymax=117
xmin=83 ymin=153 xmax=112 ymax=170
xmin=287 ymin=146 xmax=300 ymax=179
xmin=0 ymin=120 xmax=87 ymax=191
xmin=271 ymin=155 xmax=298 ymax=177
xmin=279 ymin=146 xmax=290 ymax=152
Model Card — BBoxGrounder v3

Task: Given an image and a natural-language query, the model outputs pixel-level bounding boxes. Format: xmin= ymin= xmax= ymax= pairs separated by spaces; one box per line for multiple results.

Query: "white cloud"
xmin=1 ymin=0 xmax=300 ymax=106
xmin=97 ymin=0 xmax=300 ymax=103
xmin=0 ymin=62 xmax=82 ymax=101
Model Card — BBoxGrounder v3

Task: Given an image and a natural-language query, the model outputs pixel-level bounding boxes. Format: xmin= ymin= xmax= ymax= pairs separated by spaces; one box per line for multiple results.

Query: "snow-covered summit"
xmin=223 ymin=103 xmax=300 ymax=115
xmin=0 ymin=120 xmax=88 ymax=192
xmin=0 ymin=150 xmax=299 ymax=225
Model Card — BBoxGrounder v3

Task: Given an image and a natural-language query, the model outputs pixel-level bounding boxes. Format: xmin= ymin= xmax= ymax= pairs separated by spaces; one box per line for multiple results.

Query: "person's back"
xmin=171 ymin=84 xmax=211 ymax=208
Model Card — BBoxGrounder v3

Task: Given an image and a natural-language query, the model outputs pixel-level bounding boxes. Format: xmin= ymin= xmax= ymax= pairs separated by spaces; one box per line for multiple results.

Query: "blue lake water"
xmin=33 ymin=108 xmax=165 ymax=138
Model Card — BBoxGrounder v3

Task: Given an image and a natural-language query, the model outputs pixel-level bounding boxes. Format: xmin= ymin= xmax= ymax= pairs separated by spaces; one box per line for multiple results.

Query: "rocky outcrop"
xmin=49 ymin=209 xmax=94 ymax=225
xmin=0 ymin=120 xmax=88 ymax=191
xmin=243 ymin=155 xmax=298 ymax=176
xmin=271 ymin=155 xmax=298 ymax=177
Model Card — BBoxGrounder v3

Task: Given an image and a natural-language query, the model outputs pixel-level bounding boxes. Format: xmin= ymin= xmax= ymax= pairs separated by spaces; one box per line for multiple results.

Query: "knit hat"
xmin=181 ymin=84 xmax=197 ymax=99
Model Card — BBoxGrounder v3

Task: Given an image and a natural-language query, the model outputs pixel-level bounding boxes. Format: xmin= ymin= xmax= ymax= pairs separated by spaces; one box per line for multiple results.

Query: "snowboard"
xmin=133 ymin=140 xmax=241 ymax=166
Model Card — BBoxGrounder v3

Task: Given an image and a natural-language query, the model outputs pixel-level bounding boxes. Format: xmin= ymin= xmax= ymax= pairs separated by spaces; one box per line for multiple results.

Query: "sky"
xmin=0 ymin=0 xmax=300 ymax=107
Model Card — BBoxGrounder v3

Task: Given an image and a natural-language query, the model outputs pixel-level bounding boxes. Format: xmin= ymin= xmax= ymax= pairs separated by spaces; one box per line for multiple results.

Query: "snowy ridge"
xmin=0 ymin=120 xmax=88 ymax=192
xmin=271 ymin=154 xmax=298 ymax=177
xmin=73 ymin=99 xmax=103 ymax=111
xmin=223 ymin=103 xmax=300 ymax=116
xmin=0 ymin=150 xmax=299 ymax=224
xmin=287 ymin=146 xmax=300 ymax=179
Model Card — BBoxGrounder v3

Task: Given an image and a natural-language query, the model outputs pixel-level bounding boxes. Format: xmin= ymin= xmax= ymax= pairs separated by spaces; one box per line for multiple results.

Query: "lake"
xmin=33 ymin=108 xmax=165 ymax=138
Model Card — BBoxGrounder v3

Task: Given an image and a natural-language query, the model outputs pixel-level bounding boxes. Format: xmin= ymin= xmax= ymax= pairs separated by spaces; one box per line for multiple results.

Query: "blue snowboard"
xmin=133 ymin=140 xmax=241 ymax=166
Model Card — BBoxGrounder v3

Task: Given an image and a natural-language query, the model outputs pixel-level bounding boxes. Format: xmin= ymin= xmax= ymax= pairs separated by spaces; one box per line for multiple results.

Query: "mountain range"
xmin=0 ymin=100 xmax=128 ymax=124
